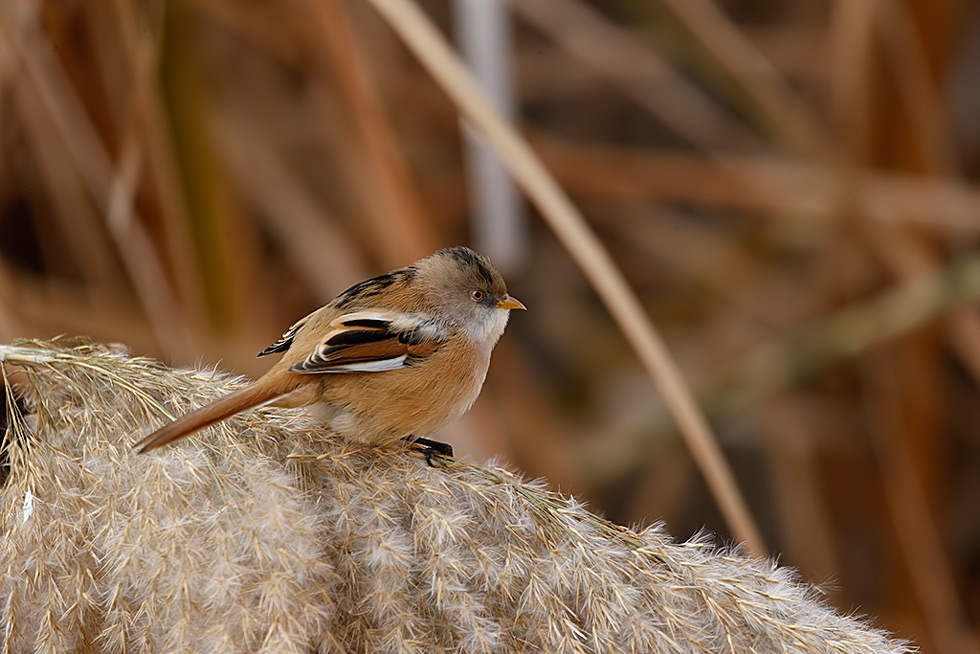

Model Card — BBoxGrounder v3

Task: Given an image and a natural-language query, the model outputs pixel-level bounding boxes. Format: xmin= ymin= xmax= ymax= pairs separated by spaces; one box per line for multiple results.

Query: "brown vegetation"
xmin=0 ymin=340 xmax=910 ymax=653
xmin=1 ymin=0 xmax=978 ymax=651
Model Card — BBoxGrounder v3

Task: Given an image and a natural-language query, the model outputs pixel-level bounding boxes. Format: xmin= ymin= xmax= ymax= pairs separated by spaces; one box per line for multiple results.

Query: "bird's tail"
xmin=133 ymin=383 xmax=286 ymax=453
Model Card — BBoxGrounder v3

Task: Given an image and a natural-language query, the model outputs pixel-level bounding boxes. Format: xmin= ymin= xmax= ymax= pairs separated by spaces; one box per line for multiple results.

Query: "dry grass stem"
xmin=536 ymin=139 xmax=980 ymax=234
xmin=309 ymin=0 xmax=435 ymax=264
xmin=580 ymin=250 xmax=980 ymax=488
xmin=862 ymin=358 xmax=975 ymax=654
xmin=0 ymin=0 xmax=196 ymax=358
xmin=655 ymin=0 xmax=826 ymax=153
xmin=511 ymin=0 xmax=763 ymax=151
xmin=712 ymin=252 xmax=980 ymax=413
xmin=0 ymin=340 xmax=912 ymax=653
xmin=213 ymin=114 xmax=369 ymax=301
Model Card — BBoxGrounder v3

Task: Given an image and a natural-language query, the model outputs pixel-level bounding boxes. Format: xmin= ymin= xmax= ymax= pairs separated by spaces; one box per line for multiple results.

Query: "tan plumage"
xmin=133 ymin=247 xmax=525 ymax=454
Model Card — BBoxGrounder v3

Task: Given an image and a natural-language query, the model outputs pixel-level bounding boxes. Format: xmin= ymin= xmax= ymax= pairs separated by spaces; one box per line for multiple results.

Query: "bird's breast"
xmin=303 ymin=335 xmax=491 ymax=444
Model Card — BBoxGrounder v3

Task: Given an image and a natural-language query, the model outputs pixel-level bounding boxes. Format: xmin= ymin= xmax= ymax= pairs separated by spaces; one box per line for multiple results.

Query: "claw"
xmin=402 ymin=435 xmax=453 ymax=466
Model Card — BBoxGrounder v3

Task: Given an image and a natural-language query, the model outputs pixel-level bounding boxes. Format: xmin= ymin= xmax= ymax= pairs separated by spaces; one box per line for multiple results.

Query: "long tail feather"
xmin=133 ymin=383 xmax=285 ymax=453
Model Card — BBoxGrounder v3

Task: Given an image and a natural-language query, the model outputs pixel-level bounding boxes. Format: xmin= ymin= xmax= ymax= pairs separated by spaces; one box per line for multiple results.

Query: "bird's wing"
xmin=257 ymin=313 xmax=312 ymax=357
xmin=289 ymin=310 xmax=447 ymax=374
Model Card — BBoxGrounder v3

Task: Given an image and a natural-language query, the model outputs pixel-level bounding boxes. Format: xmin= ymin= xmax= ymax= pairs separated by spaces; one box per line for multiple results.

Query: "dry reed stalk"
xmin=307 ymin=0 xmax=435 ymax=265
xmin=653 ymin=0 xmax=826 ymax=154
xmin=706 ymin=251 xmax=980 ymax=413
xmin=0 ymin=339 xmax=912 ymax=654
xmin=830 ymin=6 xmax=976 ymax=648
xmin=861 ymin=356 xmax=976 ymax=654
xmin=758 ymin=398 xmax=839 ymax=586
xmin=212 ymin=114 xmax=370 ymax=302
xmin=534 ymin=138 xmax=980 ymax=234
xmin=563 ymin=246 xmax=980 ymax=490
xmin=0 ymin=0 xmax=198 ymax=359
xmin=0 ymin=275 xmax=160 ymax=356
xmin=511 ymin=0 xmax=763 ymax=151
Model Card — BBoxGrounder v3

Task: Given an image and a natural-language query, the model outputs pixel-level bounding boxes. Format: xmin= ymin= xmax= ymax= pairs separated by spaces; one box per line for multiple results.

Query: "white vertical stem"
xmin=453 ymin=0 xmax=526 ymax=272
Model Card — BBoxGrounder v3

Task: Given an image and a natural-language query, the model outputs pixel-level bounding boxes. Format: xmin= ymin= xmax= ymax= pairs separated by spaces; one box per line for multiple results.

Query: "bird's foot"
xmin=403 ymin=436 xmax=453 ymax=467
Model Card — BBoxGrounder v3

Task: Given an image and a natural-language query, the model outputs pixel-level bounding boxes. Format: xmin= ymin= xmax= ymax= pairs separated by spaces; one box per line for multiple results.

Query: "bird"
xmin=133 ymin=246 xmax=525 ymax=456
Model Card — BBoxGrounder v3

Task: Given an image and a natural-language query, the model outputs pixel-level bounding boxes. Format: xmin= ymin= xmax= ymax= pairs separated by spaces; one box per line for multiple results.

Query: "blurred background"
xmin=2 ymin=0 xmax=980 ymax=651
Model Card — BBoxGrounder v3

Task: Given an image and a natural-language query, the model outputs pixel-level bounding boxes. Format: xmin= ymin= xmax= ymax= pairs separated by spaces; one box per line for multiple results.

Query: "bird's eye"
xmin=471 ymin=290 xmax=484 ymax=302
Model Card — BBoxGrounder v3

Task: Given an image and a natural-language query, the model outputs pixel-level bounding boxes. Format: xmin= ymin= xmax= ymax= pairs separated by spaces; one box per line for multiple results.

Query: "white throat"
xmin=463 ymin=308 xmax=510 ymax=351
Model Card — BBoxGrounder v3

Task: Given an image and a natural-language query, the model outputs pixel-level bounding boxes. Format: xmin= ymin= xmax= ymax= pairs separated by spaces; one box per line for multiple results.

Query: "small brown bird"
xmin=133 ymin=247 xmax=525 ymax=455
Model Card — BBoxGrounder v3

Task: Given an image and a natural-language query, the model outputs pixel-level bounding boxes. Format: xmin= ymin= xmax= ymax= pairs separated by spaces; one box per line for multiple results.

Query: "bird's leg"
xmin=402 ymin=435 xmax=453 ymax=466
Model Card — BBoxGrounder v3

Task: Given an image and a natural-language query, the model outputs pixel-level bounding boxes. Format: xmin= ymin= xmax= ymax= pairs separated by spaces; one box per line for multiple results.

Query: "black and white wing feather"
xmin=257 ymin=314 xmax=311 ymax=358
xmin=290 ymin=311 xmax=447 ymax=374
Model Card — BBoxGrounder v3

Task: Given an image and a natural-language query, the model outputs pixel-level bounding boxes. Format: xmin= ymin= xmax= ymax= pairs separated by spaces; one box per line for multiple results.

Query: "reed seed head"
xmin=0 ymin=340 xmax=911 ymax=654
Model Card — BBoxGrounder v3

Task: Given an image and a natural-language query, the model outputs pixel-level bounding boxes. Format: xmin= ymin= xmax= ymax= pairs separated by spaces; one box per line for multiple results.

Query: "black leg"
xmin=402 ymin=435 xmax=453 ymax=466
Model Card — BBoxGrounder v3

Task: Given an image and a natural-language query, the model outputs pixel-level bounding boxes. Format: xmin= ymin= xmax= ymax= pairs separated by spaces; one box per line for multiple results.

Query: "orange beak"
xmin=496 ymin=295 xmax=527 ymax=311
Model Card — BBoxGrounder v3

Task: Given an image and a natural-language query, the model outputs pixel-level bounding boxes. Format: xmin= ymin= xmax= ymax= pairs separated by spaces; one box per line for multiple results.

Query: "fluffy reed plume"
xmin=0 ymin=340 xmax=911 ymax=654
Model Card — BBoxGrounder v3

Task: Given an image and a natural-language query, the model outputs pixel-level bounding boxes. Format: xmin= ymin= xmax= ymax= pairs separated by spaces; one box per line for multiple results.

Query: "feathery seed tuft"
xmin=0 ymin=340 xmax=912 ymax=654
